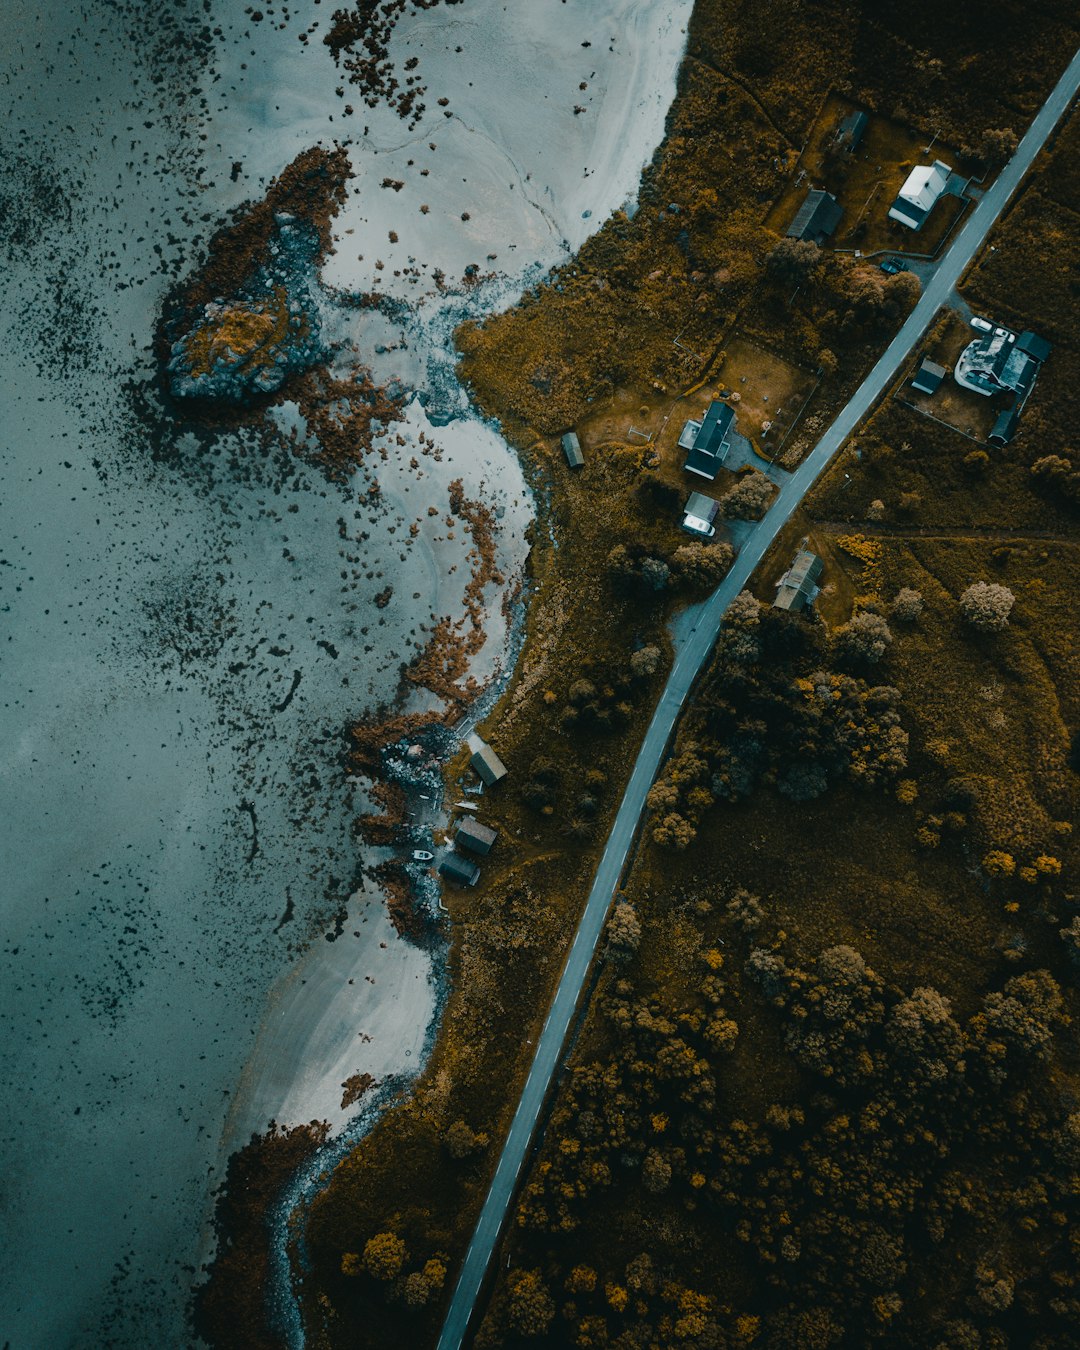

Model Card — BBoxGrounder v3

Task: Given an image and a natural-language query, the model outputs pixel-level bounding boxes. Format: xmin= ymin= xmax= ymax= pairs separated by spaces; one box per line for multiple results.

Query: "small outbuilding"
xmin=911 ymin=358 xmax=947 ymax=395
xmin=888 ymin=160 xmax=952 ymax=230
xmin=455 ymin=817 xmax=498 ymax=856
xmin=837 ymin=110 xmax=868 ymax=151
xmin=988 ymin=404 xmax=1021 ymax=446
xmin=1015 ymin=330 xmax=1052 ymax=364
xmin=561 ymin=431 xmax=585 ymax=469
xmin=680 ymin=400 xmax=735 ymax=479
xmin=468 ymin=735 xmax=508 ymax=787
xmin=439 ymin=853 xmax=481 ymax=887
xmin=773 ymin=548 xmax=823 ymax=612
xmin=786 ymin=189 xmax=843 ymax=245
xmin=681 ymin=490 xmax=720 ymax=537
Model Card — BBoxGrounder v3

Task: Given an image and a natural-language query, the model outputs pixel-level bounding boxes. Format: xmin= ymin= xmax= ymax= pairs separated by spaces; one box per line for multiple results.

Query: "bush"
xmin=890 ymin=587 xmax=924 ymax=622
xmin=836 ymin=610 xmax=893 ymax=663
xmin=672 ymin=541 xmax=734 ymax=590
xmin=629 ymin=645 xmax=661 ymax=678
xmin=722 ymin=470 xmax=774 ymax=520
xmin=959 ymin=581 xmax=1015 ymax=632
xmin=640 ymin=556 xmax=670 ymax=592
xmin=363 ymin=1232 xmax=407 ymax=1281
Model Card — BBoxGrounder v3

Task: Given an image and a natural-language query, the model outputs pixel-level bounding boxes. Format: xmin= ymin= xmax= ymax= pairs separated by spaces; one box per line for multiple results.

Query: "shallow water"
xmin=0 ymin=0 xmax=690 ymax=1343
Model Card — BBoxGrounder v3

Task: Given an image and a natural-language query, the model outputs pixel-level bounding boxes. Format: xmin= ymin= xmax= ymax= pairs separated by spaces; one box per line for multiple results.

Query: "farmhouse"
xmin=468 ymin=735 xmax=508 ymax=786
xmin=680 ymin=401 xmax=734 ymax=479
xmin=786 ymin=189 xmax=843 ymax=245
xmin=455 ymin=817 xmax=498 ymax=856
xmin=888 ymin=160 xmax=952 ymax=230
xmin=439 ymin=853 xmax=481 ymax=887
xmin=681 ymin=491 xmax=720 ymax=537
xmin=911 ymin=358 xmax=947 ymax=395
xmin=561 ymin=431 xmax=584 ymax=469
xmin=954 ymin=329 xmax=1046 ymax=398
xmin=773 ymin=548 xmax=823 ymax=612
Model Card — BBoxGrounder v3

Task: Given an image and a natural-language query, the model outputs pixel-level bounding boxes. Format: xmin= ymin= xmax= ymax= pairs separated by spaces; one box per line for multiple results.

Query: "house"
xmin=954 ymin=330 xmax=1040 ymax=398
xmin=680 ymin=401 xmax=734 ymax=479
xmin=455 ymin=817 xmax=498 ymax=856
xmin=888 ymin=159 xmax=952 ymax=230
xmin=989 ymin=404 xmax=1021 ymax=446
xmin=911 ymin=358 xmax=947 ymax=395
xmin=468 ymin=735 xmax=508 ymax=787
xmin=836 ymin=110 xmax=868 ymax=151
xmin=773 ymin=548 xmax=823 ymax=612
xmin=439 ymin=853 xmax=481 ymax=887
xmin=786 ymin=189 xmax=843 ymax=245
xmin=681 ymin=491 xmax=720 ymax=537
xmin=561 ymin=431 xmax=584 ymax=469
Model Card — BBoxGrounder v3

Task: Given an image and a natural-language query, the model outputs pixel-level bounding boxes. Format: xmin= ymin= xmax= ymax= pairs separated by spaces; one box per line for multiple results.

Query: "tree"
xmin=726 ymin=888 xmax=764 ymax=934
xmin=630 ymin=644 xmax=661 ymax=678
xmin=445 ymin=1119 xmax=488 ymax=1160
xmin=363 ymin=1232 xmax=407 ymax=1281
xmin=642 ymin=1148 xmax=672 ymax=1193
xmin=672 ymin=541 xmax=733 ymax=590
xmin=765 ymin=237 xmax=822 ymax=288
xmin=975 ymin=127 xmax=1018 ymax=165
xmin=890 ymin=587 xmax=923 ymax=622
xmin=652 ymin=812 xmax=696 ymax=849
xmin=722 ymin=470 xmax=774 ymax=520
xmin=507 ymin=1269 xmax=555 ymax=1336
xmin=607 ymin=900 xmax=641 ymax=960
xmin=837 ymin=610 xmax=893 ymax=663
xmin=959 ymin=581 xmax=1014 ymax=632
xmin=640 ymin=556 xmax=670 ymax=592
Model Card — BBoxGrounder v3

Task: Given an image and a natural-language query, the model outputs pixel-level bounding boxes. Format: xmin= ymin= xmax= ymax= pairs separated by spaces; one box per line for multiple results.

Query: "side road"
xmin=437 ymin=49 xmax=1080 ymax=1350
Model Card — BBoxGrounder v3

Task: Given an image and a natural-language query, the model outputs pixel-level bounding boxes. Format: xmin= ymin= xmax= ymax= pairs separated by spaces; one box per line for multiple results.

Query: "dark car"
xmin=879 ymin=257 xmax=910 ymax=275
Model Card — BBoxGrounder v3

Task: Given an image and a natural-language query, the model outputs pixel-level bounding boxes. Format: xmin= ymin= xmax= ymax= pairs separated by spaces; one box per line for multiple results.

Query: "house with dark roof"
xmin=989 ymin=404 xmax=1021 ymax=446
xmin=837 ymin=110 xmax=868 ymax=151
xmin=1016 ymin=330 xmax=1052 ymax=364
xmin=786 ymin=189 xmax=843 ymax=245
xmin=955 ymin=330 xmax=1040 ymax=398
xmin=455 ymin=817 xmax=498 ymax=856
xmin=439 ymin=853 xmax=481 ymax=887
xmin=773 ymin=548 xmax=823 ymax=612
xmin=679 ymin=401 xmax=734 ymax=480
xmin=561 ymin=431 xmax=584 ymax=469
xmin=468 ymin=735 xmax=508 ymax=786
xmin=681 ymin=490 xmax=720 ymax=537
xmin=911 ymin=358 xmax=947 ymax=395
xmin=888 ymin=160 xmax=951 ymax=230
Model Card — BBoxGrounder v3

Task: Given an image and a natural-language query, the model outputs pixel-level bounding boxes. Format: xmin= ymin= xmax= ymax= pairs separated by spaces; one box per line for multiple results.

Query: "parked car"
xmin=970 ymin=315 xmax=994 ymax=332
xmin=879 ymin=257 xmax=910 ymax=275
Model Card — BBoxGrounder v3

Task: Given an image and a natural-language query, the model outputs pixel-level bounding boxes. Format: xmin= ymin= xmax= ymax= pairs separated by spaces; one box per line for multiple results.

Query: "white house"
xmin=888 ymin=160 xmax=952 ymax=230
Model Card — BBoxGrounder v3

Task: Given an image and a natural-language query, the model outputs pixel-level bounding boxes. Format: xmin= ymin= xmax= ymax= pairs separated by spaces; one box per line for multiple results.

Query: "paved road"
xmin=436 ymin=49 xmax=1080 ymax=1350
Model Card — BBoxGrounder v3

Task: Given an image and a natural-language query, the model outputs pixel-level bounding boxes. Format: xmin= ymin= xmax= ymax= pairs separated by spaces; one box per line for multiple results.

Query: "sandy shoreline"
xmin=0 ymin=1 xmax=691 ymax=1344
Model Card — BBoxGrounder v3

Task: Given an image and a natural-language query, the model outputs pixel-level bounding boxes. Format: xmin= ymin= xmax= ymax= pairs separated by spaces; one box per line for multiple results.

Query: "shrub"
xmin=959 ymin=581 xmax=1015 ymax=632
xmin=363 ymin=1232 xmax=407 ymax=1281
xmin=890 ymin=587 xmax=924 ymax=622
xmin=630 ymin=644 xmax=661 ymax=678
xmin=607 ymin=901 xmax=642 ymax=959
xmin=837 ymin=610 xmax=894 ymax=663
xmin=672 ymin=541 xmax=734 ymax=590
xmin=722 ymin=470 xmax=774 ymax=520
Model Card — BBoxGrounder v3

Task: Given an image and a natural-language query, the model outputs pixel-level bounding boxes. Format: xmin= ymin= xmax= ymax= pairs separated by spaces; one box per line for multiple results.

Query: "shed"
xmin=455 ymin=817 xmax=498 ymax=856
xmin=837 ymin=110 xmax=868 ymax=151
xmin=786 ymin=189 xmax=843 ymax=245
xmin=989 ymin=405 xmax=1021 ymax=446
xmin=439 ymin=853 xmax=481 ymax=887
xmin=561 ymin=431 xmax=585 ymax=469
xmin=911 ymin=358 xmax=947 ymax=395
xmin=1015 ymin=330 xmax=1052 ymax=364
xmin=468 ymin=736 xmax=508 ymax=786
xmin=773 ymin=548 xmax=823 ymax=612
xmin=682 ymin=490 xmax=720 ymax=537
xmin=681 ymin=400 xmax=735 ymax=479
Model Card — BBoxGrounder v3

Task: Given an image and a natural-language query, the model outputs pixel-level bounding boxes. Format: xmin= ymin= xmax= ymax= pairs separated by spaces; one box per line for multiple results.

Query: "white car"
xmin=969 ymin=316 xmax=993 ymax=332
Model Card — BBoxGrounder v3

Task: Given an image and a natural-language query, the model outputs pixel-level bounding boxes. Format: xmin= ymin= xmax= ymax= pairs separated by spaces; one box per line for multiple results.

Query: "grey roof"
xmin=470 ymin=740 xmax=508 ymax=786
xmin=561 ymin=431 xmax=584 ymax=468
xmin=439 ymin=853 xmax=481 ymax=887
xmin=684 ymin=401 xmax=734 ymax=479
xmin=684 ymin=490 xmax=719 ymax=522
xmin=786 ymin=189 xmax=843 ymax=243
xmin=455 ymin=817 xmax=498 ymax=856
xmin=911 ymin=358 xmax=947 ymax=394
xmin=989 ymin=405 xmax=1021 ymax=445
xmin=1016 ymin=330 xmax=1051 ymax=364
xmin=838 ymin=111 xmax=868 ymax=149
xmin=888 ymin=195 xmax=929 ymax=229
xmin=773 ymin=549 xmax=823 ymax=611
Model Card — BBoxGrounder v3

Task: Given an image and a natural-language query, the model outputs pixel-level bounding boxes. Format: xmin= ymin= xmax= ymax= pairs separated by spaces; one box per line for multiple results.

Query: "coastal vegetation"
xmin=197 ymin=1 xmax=1080 ymax=1346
